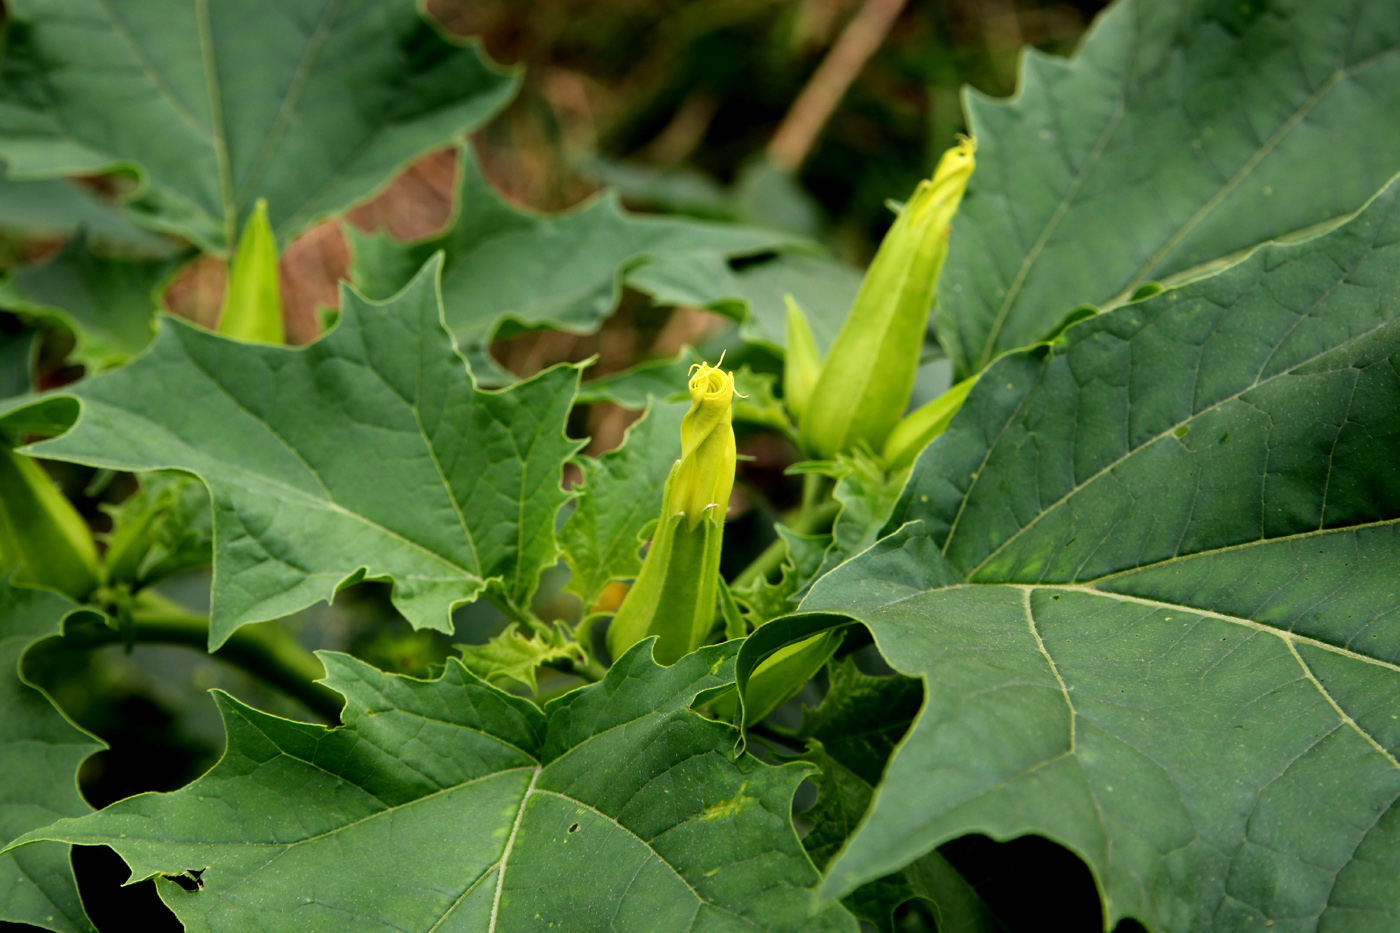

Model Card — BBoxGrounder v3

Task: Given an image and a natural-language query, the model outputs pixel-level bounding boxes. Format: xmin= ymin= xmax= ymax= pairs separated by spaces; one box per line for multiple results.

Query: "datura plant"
xmin=3 ymin=1 xmax=1400 ymax=932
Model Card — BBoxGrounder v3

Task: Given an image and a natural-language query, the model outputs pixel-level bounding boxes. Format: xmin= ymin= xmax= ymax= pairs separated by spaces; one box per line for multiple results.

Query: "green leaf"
xmin=349 ymin=146 xmax=811 ymax=380
xmin=559 ymin=400 xmax=687 ymax=610
xmin=10 ymin=257 xmax=584 ymax=647
xmin=0 ymin=0 xmax=517 ymax=252
xmin=732 ymin=366 xmax=795 ymax=438
xmin=803 ymin=178 xmax=1400 ymax=929
xmin=808 ymin=453 xmax=906 ymax=590
xmin=0 ymin=235 xmax=177 ymax=370
xmin=939 ymin=0 xmax=1400 ymax=379
xmin=7 ymin=642 xmax=857 ymax=932
xmin=456 ymin=623 xmax=582 ymax=693
xmin=0 ymin=574 xmax=103 ymax=933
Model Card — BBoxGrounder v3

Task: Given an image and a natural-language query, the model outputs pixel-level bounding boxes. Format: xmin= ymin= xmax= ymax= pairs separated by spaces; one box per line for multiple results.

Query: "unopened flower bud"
xmin=218 ymin=199 xmax=284 ymax=345
xmin=607 ymin=361 xmax=737 ymax=665
xmin=667 ymin=361 xmax=737 ymax=529
xmin=798 ymin=137 xmax=975 ymax=459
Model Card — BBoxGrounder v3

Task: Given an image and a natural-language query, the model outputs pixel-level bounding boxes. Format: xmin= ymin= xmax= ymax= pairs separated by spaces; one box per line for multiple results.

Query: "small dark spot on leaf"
xmin=1219 ymin=434 xmax=1230 ymax=444
xmin=568 ymin=823 xmax=580 ymax=833
xmin=165 ymin=868 xmax=205 ymax=892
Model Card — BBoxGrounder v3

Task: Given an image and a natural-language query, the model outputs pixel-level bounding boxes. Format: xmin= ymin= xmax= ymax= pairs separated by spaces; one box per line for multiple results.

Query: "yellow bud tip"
xmin=687 ymin=359 xmax=737 ymax=404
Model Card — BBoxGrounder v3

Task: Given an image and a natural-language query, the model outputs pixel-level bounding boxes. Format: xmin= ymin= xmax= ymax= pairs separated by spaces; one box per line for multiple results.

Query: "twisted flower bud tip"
xmin=687 ymin=354 xmax=744 ymax=401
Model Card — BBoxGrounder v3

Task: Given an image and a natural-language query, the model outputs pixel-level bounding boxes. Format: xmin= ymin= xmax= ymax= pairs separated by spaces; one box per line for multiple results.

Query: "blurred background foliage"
xmin=1 ymin=1 xmax=1110 ymax=929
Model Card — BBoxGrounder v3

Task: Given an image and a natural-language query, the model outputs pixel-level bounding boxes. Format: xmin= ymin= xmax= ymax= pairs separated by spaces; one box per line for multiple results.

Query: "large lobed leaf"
xmin=0 ymin=575 xmax=103 ymax=933
xmin=349 ymin=146 xmax=857 ymax=380
xmin=939 ymin=0 xmax=1400 ymax=379
xmin=6 ymin=642 xmax=856 ymax=932
xmin=4 ymin=257 xmax=583 ymax=646
xmin=0 ymin=0 xmax=517 ymax=252
xmin=803 ymin=176 xmax=1400 ymax=930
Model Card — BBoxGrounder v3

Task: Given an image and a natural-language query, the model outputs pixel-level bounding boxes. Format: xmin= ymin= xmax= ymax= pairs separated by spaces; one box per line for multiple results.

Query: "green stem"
xmin=64 ymin=591 xmax=342 ymax=722
xmin=731 ymin=497 xmax=841 ymax=589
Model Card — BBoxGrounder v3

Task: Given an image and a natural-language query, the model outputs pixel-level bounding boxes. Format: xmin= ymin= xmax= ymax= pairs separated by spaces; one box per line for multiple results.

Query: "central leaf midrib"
xmin=409 ymin=315 xmax=483 ymax=577
xmin=234 ymin=0 xmax=345 ymax=205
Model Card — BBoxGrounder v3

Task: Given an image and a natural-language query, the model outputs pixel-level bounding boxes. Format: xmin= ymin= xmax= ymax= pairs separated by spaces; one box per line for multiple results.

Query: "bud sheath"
xmin=798 ymin=137 xmax=975 ymax=459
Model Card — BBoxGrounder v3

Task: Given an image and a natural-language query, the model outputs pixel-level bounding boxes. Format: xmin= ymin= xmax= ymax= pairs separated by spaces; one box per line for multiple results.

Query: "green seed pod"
xmin=0 ymin=444 xmax=100 ymax=599
xmin=218 ymin=198 xmax=284 ymax=345
xmin=798 ymin=137 xmax=975 ymax=459
xmin=606 ymin=361 xmax=737 ymax=665
xmin=782 ymin=295 xmax=822 ymax=424
xmin=882 ymin=375 xmax=976 ymax=470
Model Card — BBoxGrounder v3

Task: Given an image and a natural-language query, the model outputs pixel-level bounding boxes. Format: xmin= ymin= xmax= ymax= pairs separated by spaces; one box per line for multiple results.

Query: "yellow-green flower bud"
xmin=667 ymin=361 xmax=738 ymax=529
xmin=219 ymin=198 xmax=284 ymax=345
xmin=0 ymin=443 xmax=100 ymax=599
xmin=607 ymin=361 xmax=737 ymax=665
xmin=782 ymin=295 xmax=822 ymax=424
xmin=798 ymin=137 xmax=975 ymax=459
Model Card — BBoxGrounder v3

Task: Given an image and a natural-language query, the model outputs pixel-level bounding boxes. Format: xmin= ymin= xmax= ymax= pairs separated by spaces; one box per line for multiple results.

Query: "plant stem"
xmin=63 ymin=591 xmax=342 ymax=722
xmin=731 ymin=497 xmax=841 ymax=590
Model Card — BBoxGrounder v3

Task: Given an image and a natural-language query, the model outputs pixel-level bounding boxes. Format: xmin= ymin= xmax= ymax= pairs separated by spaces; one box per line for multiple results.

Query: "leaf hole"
xmin=164 ymin=868 xmax=206 ymax=892
xmin=568 ymin=823 xmax=580 ymax=833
